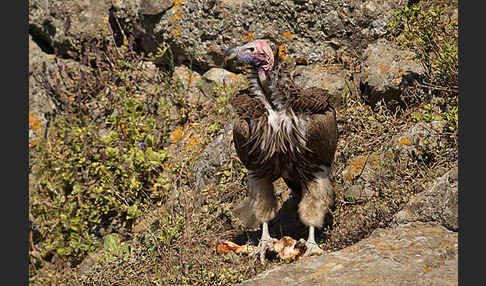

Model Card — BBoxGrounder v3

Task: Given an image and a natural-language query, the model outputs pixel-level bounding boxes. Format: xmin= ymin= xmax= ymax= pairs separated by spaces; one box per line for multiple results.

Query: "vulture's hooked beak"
xmin=223 ymin=46 xmax=240 ymax=65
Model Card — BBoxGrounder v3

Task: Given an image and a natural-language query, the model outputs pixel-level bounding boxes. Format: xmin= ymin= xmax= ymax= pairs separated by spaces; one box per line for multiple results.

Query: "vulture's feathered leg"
xmin=298 ymin=165 xmax=334 ymax=256
xmin=245 ymin=171 xmax=279 ymax=263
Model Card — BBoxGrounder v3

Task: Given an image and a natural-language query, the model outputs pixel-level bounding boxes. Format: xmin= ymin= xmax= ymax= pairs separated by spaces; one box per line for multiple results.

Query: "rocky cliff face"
xmin=29 ymin=0 xmax=458 ymax=285
xmin=29 ymin=0 xmax=407 ymax=69
xmin=29 ymin=0 xmax=428 ymax=148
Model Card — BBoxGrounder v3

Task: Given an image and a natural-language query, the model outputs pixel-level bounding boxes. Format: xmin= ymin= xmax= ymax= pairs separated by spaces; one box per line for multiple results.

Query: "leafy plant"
xmin=388 ymin=2 xmax=458 ymax=137
xmin=389 ymin=4 xmax=458 ymax=92
xmin=29 ymin=26 xmax=174 ymax=269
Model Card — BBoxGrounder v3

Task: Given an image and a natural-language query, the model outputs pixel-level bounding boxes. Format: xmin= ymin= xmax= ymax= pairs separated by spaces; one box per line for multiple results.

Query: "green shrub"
xmin=389 ymin=4 xmax=458 ymax=91
xmin=388 ymin=3 xmax=458 ymax=136
xmin=29 ymin=29 xmax=174 ymax=268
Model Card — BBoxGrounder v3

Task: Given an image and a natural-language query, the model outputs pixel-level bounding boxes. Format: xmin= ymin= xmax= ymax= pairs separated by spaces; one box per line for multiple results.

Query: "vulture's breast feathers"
xmin=227 ymin=40 xmax=337 ymax=181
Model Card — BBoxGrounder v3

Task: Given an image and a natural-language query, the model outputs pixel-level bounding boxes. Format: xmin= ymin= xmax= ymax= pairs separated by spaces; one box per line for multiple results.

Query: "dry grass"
xmin=35 ymin=79 xmax=456 ymax=285
xmin=29 ymin=1 xmax=457 ymax=284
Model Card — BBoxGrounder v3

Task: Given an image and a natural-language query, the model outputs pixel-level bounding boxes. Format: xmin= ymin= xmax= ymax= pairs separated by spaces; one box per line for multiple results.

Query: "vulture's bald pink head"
xmin=224 ymin=40 xmax=274 ymax=72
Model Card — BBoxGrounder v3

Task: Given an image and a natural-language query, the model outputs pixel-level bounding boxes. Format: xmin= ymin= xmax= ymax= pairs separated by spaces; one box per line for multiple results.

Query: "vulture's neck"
xmin=250 ymin=68 xmax=284 ymax=112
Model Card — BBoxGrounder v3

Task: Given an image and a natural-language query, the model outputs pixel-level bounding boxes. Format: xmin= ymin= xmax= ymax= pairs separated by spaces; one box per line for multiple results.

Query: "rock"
xmin=29 ymin=34 xmax=52 ymax=74
xmin=77 ymin=248 xmax=104 ymax=276
xmin=129 ymin=60 xmax=161 ymax=102
xmin=393 ymin=166 xmax=458 ymax=231
xmin=202 ymin=67 xmax=241 ymax=87
xmin=29 ymin=35 xmax=85 ymax=143
xmin=343 ymin=121 xmax=442 ymax=184
xmin=29 ymin=32 xmax=160 ymax=142
xmin=293 ymin=63 xmax=348 ymax=109
xmin=140 ymin=60 xmax=159 ymax=77
xmin=29 ymin=0 xmax=112 ymax=56
xmin=341 ymin=121 xmax=445 ymax=201
xmin=29 ymin=35 xmax=53 ymax=143
xmin=107 ymin=0 xmax=406 ymax=71
xmin=172 ymin=65 xmax=210 ymax=106
xmin=240 ymin=222 xmax=457 ymax=286
xmin=29 ymin=0 xmax=407 ymax=72
xmin=139 ymin=0 xmax=173 ymax=15
xmin=391 ymin=120 xmax=446 ymax=163
xmin=220 ymin=0 xmax=247 ymax=9
xmin=172 ymin=65 xmax=245 ymax=109
xmin=193 ymin=123 xmax=235 ymax=191
xmin=173 ymin=65 xmax=203 ymax=89
xmin=360 ymin=38 xmax=424 ymax=107
xmin=341 ymin=151 xmax=382 ymax=193
xmin=197 ymin=67 xmax=245 ymax=98
xmin=343 ymin=184 xmax=376 ymax=203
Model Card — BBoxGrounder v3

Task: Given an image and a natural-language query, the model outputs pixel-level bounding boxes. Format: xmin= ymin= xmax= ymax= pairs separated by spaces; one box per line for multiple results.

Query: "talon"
xmin=303 ymin=225 xmax=325 ymax=257
xmin=249 ymin=238 xmax=277 ymax=264
xmin=303 ymin=240 xmax=324 ymax=257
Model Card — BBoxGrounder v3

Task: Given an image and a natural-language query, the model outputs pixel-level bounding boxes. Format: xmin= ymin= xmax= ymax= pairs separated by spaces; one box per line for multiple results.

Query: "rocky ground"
xmin=241 ymin=168 xmax=458 ymax=286
xmin=29 ymin=0 xmax=458 ymax=285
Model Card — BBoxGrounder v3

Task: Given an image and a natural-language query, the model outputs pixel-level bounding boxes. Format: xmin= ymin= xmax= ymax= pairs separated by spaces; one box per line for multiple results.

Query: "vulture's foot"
xmin=301 ymin=239 xmax=325 ymax=257
xmin=249 ymin=238 xmax=277 ymax=264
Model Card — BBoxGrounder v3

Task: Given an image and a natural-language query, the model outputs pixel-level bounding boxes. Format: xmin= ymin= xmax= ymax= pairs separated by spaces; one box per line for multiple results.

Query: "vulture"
xmin=224 ymin=39 xmax=338 ymax=261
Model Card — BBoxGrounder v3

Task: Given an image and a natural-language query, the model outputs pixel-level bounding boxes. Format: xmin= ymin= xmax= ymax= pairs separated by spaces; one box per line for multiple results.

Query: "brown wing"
xmin=290 ymin=86 xmax=332 ymax=114
xmin=305 ymin=107 xmax=338 ymax=168
xmin=232 ymin=118 xmax=251 ymax=167
xmin=231 ymin=89 xmax=266 ymax=168
xmin=231 ymin=90 xmax=266 ymax=119
xmin=285 ymin=85 xmax=337 ymax=167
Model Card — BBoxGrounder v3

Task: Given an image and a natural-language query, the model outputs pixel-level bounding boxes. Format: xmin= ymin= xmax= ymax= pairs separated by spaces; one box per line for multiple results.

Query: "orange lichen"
xmin=378 ymin=63 xmax=390 ymax=73
xmin=164 ymin=161 xmax=173 ymax=170
xmin=169 ymin=0 xmax=184 ymax=37
xmin=186 ymin=136 xmax=200 ymax=148
xmin=278 ymin=43 xmax=288 ymax=60
xmin=343 ymin=157 xmax=366 ymax=182
xmin=29 ymin=112 xmax=42 ymax=133
xmin=188 ymin=74 xmax=201 ymax=87
xmin=400 ymin=137 xmax=411 ymax=145
xmin=241 ymin=32 xmax=254 ymax=42
xmin=180 ymin=69 xmax=201 ymax=87
xmin=29 ymin=139 xmax=38 ymax=148
xmin=169 ymin=126 xmax=191 ymax=143
xmin=343 ymin=153 xmax=379 ymax=182
xmin=430 ymin=62 xmax=440 ymax=71
xmin=172 ymin=0 xmax=184 ymax=10
xmin=170 ymin=9 xmax=183 ymax=25
xmin=170 ymin=126 xmax=183 ymax=142
xmin=228 ymin=73 xmax=238 ymax=83
xmin=207 ymin=45 xmax=218 ymax=54
xmin=283 ymin=31 xmax=294 ymax=39
xmin=171 ymin=28 xmax=180 ymax=37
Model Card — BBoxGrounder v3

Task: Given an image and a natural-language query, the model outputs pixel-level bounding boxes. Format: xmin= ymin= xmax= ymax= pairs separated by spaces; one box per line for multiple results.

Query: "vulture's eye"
xmin=248 ymin=47 xmax=255 ymax=52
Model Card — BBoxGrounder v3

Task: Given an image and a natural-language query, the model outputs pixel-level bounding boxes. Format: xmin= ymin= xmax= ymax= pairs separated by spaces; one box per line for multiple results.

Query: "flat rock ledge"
xmin=240 ymin=221 xmax=457 ymax=286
